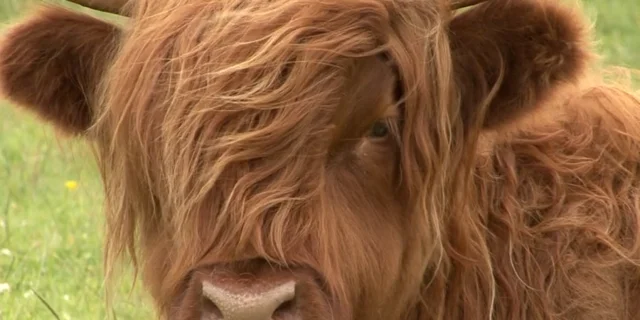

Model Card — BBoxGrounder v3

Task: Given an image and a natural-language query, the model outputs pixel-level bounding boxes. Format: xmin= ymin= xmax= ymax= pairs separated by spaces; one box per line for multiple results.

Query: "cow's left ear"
xmin=448 ymin=0 xmax=592 ymax=130
xmin=0 ymin=6 xmax=122 ymax=136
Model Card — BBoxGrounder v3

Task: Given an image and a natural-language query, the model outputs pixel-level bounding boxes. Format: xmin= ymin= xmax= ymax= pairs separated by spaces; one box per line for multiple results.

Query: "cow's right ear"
xmin=0 ymin=6 xmax=122 ymax=136
xmin=447 ymin=0 xmax=591 ymax=131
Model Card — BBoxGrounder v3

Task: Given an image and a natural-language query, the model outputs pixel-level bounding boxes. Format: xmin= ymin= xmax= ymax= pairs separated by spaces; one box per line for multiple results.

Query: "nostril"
xmin=201 ymin=296 xmax=223 ymax=320
xmin=201 ymin=280 xmax=297 ymax=320
xmin=272 ymin=297 xmax=296 ymax=317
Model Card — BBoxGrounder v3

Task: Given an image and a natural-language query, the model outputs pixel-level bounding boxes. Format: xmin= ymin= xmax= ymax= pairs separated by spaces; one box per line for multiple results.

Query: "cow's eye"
xmin=370 ymin=121 xmax=389 ymax=138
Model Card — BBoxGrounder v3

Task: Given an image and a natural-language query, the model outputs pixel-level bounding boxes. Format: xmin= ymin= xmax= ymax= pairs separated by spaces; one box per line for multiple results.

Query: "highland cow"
xmin=2 ymin=0 xmax=640 ymax=319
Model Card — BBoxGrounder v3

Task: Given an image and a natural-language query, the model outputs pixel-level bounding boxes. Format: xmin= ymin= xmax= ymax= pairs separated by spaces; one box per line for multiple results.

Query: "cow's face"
xmin=102 ymin=3 xmax=416 ymax=318
xmin=0 ymin=0 xmax=591 ymax=319
xmin=159 ymin=55 xmax=410 ymax=320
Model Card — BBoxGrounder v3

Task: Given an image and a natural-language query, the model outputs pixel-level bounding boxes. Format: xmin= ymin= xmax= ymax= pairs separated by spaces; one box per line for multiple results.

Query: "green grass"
xmin=0 ymin=0 xmax=639 ymax=319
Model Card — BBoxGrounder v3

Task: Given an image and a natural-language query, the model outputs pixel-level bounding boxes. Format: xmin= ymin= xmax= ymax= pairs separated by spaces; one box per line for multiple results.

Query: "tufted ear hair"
xmin=448 ymin=0 xmax=592 ymax=130
xmin=0 ymin=6 xmax=122 ymax=136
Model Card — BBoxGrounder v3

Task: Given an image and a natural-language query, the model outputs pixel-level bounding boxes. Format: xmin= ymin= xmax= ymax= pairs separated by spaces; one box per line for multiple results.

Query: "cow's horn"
xmin=65 ymin=0 xmax=488 ymax=17
xmin=66 ymin=0 xmax=129 ymax=15
xmin=451 ymin=0 xmax=490 ymax=10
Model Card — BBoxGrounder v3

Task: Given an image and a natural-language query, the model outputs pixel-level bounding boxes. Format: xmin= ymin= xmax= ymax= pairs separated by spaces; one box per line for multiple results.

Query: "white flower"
xmin=0 ymin=248 xmax=12 ymax=256
xmin=0 ymin=283 xmax=11 ymax=294
xmin=63 ymin=294 xmax=70 ymax=301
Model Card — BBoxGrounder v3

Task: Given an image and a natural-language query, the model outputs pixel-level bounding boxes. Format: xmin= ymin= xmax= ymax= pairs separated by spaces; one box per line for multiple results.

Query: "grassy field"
xmin=0 ymin=1 xmax=154 ymax=318
xmin=0 ymin=0 xmax=639 ymax=319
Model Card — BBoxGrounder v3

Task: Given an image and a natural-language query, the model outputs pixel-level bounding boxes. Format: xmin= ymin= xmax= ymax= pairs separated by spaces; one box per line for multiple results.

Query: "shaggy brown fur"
xmin=2 ymin=0 xmax=640 ymax=319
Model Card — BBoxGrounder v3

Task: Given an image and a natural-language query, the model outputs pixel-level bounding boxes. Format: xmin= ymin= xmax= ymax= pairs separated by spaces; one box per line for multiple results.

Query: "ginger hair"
xmin=1 ymin=0 xmax=640 ymax=318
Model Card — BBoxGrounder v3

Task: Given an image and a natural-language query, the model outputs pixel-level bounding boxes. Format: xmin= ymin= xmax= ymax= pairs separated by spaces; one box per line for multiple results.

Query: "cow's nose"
xmin=201 ymin=280 xmax=296 ymax=320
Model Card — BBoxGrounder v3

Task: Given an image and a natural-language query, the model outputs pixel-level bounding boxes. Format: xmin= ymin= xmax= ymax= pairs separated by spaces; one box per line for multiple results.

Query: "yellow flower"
xmin=65 ymin=180 xmax=79 ymax=191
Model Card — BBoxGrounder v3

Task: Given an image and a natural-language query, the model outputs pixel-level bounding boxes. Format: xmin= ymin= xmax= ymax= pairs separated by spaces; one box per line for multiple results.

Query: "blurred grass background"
xmin=0 ymin=0 xmax=639 ymax=319
xmin=1 ymin=1 xmax=156 ymax=319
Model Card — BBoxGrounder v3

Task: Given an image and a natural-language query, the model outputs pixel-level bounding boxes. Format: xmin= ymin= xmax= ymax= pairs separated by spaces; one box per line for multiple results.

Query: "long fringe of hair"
xmin=87 ymin=0 xmax=640 ymax=318
xmin=92 ymin=0 xmax=459 ymax=316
